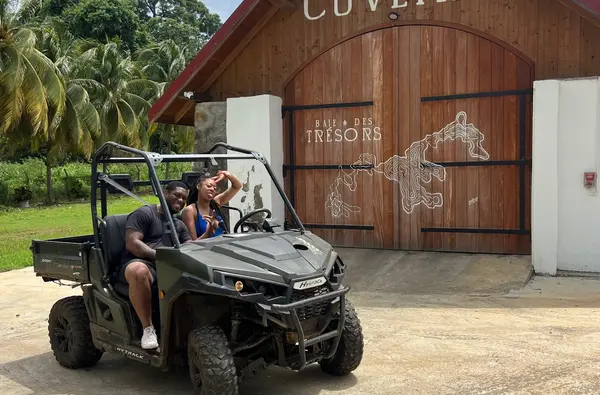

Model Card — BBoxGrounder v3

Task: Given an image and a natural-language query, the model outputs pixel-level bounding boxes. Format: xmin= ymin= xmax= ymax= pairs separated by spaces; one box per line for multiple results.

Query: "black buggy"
xmin=31 ymin=141 xmax=364 ymax=394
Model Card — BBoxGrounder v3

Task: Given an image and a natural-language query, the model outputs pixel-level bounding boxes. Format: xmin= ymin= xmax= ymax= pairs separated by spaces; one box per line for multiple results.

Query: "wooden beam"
xmin=171 ymin=91 xmax=214 ymax=124
xmin=266 ymin=0 xmax=298 ymax=10
xmin=174 ymin=101 xmax=195 ymax=124
xmin=158 ymin=113 xmax=195 ymax=127
xmin=556 ymin=0 xmax=600 ymax=28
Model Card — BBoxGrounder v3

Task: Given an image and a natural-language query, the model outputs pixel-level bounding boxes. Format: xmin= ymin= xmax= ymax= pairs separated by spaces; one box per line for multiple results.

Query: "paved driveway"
xmin=2 ymin=260 xmax=600 ymax=394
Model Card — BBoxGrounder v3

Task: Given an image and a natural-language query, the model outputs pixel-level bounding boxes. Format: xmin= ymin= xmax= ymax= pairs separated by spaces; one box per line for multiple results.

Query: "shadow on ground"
xmin=336 ymin=248 xmax=600 ymax=309
xmin=0 ymin=352 xmax=357 ymax=395
xmin=337 ymin=248 xmax=533 ymax=295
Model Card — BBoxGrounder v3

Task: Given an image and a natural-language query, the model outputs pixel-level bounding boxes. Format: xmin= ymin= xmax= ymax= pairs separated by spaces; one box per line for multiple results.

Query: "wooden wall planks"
xmin=210 ymin=0 xmax=600 ymax=101
xmin=282 ymin=25 xmax=532 ymax=254
xmin=204 ymin=0 xmax=600 ymax=254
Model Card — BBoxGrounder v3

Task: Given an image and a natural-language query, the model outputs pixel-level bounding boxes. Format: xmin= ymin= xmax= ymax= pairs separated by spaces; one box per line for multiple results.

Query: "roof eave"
xmin=148 ymin=0 xmax=263 ymax=125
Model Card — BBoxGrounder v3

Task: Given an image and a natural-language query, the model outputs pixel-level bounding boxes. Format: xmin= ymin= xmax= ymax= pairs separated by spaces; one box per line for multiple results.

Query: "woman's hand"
xmin=212 ymin=170 xmax=242 ymax=206
xmin=202 ymin=212 xmax=219 ymax=233
xmin=212 ymin=170 xmax=231 ymax=184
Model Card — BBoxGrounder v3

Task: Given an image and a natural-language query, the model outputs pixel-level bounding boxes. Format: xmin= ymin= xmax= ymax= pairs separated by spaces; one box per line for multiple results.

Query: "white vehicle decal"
xmin=293 ymin=276 xmax=327 ymax=290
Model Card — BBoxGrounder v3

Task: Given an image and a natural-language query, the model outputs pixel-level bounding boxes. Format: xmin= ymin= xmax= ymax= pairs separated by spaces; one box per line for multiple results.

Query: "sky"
xmin=204 ymin=0 xmax=243 ymax=22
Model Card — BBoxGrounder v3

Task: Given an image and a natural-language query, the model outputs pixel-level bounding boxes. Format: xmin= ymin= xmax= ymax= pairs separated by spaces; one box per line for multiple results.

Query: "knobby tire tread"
xmin=319 ymin=300 xmax=364 ymax=376
xmin=48 ymin=295 xmax=103 ymax=369
xmin=188 ymin=325 xmax=238 ymax=395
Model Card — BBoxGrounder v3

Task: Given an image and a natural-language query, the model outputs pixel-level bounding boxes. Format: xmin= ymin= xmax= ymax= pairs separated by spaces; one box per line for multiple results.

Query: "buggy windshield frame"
xmin=90 ymin=141 xmax=305 ymax=249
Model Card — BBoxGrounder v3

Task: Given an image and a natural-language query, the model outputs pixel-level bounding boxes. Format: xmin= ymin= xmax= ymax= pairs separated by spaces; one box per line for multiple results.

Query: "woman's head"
xmin=186 ymin=173 xmax=217 ymax=205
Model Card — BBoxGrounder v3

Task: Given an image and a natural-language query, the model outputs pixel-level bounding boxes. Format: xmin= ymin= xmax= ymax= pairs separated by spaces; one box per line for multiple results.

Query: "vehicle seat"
xmin=99 ymin=214 xmax=130 ymax=298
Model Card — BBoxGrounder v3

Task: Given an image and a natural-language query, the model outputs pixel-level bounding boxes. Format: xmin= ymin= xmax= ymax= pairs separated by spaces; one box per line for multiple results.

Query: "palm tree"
xmin=134 ymin=39 xmax=194 ymax=177
xmin=71 ymin=41 xmax=161 ymax=149
xmin=33 ymin=18 xmax=101 ymax=201
xmin=0 ymin=0 xmax=65 ymax=142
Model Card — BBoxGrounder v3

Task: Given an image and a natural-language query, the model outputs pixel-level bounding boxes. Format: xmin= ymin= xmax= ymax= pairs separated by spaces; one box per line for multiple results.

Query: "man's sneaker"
xmin=141 ymin=326 xmax=159 ymax=349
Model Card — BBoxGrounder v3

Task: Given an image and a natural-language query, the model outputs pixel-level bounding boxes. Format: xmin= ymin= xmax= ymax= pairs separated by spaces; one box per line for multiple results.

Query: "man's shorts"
xmin=118 ymin=259 xmax=157 ymax=285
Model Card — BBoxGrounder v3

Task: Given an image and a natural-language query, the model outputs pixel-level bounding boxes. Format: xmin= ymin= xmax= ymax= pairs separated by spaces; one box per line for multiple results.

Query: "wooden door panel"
xmin=283 ymin=24 xmax=533 ymax=254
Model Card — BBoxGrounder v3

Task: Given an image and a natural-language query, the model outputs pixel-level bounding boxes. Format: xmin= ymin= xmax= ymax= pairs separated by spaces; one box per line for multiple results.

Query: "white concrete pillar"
xmin=532 ymin=80 xmax=560 ymax=275
xmin=555 ymin=77 xmax=600 ymax=272
xmin=224 ymin=94 xmax=285 ymax=225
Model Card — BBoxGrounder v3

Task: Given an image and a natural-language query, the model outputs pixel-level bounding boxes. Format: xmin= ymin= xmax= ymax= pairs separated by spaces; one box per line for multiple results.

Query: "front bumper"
xmin=259 ymin=285 xmax=350 ymax=370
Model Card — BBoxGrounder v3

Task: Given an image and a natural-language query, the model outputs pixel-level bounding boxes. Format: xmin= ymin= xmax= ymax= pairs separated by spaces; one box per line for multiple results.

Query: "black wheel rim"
xmin=52 ymin=315 xmax=73 ymax=354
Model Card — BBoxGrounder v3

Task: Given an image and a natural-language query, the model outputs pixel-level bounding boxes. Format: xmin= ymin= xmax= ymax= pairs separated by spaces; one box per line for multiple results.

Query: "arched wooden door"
xmin=282 ymin=25 xmax=533 ymax=255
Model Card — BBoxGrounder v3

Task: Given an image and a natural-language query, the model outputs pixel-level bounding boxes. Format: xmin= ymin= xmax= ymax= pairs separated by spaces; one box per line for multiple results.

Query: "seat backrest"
xmin=99 ymin=214 xmax=129 ymax=274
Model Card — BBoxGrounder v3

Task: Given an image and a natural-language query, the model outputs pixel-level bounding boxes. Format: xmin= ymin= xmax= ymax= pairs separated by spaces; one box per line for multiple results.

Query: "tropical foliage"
xmin=0 ymin=0 xmax=220 ymax=203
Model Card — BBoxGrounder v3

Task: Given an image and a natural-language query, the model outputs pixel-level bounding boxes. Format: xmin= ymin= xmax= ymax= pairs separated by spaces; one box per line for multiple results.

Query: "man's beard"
xmin=164 ymin=199 xmax=179 ymax=214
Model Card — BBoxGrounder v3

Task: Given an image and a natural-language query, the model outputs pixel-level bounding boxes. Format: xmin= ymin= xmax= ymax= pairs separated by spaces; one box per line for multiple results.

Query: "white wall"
xmin=532 ymin=77 xmax=600 ymax=275
xmin=224 ymin=94 xmax=285 ymax=226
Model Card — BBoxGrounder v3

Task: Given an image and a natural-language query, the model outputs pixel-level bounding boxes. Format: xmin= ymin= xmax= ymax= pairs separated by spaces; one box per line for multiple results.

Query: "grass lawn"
xmin=0 ymin=195 xmax=159 ymax=272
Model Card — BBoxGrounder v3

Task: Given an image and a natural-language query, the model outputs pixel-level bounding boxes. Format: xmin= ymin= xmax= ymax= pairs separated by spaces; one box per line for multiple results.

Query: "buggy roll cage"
xmin=90 ymin=141 xmax=306 ymax=250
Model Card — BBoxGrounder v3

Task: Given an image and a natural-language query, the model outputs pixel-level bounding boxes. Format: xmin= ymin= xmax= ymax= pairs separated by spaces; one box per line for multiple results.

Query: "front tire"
xmin=319 ymin=299 xmax=364 ymax=376
xmin=48 ymin=296 xmax=103 ymax=369
xmin=187 ymin=325 xmax=238 ymax=395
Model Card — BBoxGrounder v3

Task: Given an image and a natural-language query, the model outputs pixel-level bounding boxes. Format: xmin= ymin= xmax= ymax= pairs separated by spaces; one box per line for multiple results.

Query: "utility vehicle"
xmin=32 ymin=141 xmax=364 ymax=394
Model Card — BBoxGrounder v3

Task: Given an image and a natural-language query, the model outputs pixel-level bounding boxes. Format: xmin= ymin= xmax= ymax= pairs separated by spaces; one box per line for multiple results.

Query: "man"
xmin=118 ymin=181 xmax=192 ymax=350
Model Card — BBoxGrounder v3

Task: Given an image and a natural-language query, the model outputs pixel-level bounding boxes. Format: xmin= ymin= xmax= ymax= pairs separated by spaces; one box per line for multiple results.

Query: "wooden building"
xmin=149 ymin=0 xmax=600 ymax=255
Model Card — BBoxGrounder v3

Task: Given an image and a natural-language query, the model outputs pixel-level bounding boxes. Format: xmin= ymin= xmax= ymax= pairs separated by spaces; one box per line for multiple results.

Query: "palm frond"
xmin=70 ymin=78 xmax=109 ymax=101
xmin=127 ymin=78 xmax=160 ymax=100
xmin=19 ymin=52 xmax=49 ymax=136
xmin=124 ymin=92 xmax=151 ymax=114
xmin=134 ymin=47 xmax=158 ymax=63
xmin=14 ymin=0 xmax=41 ymax=24
xmin=174 ymin=125 xmax=195 ymax=153
xmin=27 ymin=48 xmax=66 ymax=114
xmin=117 ymin=98 xmax=140 ymax=138
xmin=141 ymin=63 xmax=168 ymax=82
xmin=0 ymin=46 xmax=25 ymax=132
xmin=12 ymin=27 xmax=37 ymax=51
xmin=79 ymin=101 xmax=100 ymax=143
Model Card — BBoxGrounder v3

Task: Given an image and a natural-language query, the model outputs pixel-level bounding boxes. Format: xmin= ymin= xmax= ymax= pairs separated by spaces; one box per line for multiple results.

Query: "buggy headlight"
xmin=214 ymin=271 xmax=287 ymax=297
xmin=234 ymin=281 xmax=244 ymax=292
xmin=231 ymin=278 xmax=285 ymax=297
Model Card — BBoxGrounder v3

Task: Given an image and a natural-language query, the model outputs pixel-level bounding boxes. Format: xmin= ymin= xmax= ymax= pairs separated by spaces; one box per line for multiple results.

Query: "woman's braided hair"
xmin=186 ymin=171 xmax=212 ymax=206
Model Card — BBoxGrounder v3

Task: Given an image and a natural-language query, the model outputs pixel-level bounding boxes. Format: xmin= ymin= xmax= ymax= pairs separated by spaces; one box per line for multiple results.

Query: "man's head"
xmin=164 ymin=181 xmax=189 ymax=214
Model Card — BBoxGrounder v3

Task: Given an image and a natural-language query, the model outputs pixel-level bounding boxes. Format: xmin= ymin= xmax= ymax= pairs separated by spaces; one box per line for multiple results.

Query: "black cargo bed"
xmin=31 ymin=235 xmax=95 ymax=283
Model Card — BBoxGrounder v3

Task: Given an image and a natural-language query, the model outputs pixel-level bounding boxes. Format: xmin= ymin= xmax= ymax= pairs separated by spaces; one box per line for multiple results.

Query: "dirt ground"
xmin=2 ymin=261 xmax=600 ymax=395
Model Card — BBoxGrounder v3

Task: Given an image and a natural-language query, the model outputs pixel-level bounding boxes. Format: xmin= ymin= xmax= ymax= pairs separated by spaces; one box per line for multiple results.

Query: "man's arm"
xmin=124 ymin=209 xmax=156 ymax=260
xmin=125 ymin=229 xmax=157 ymax=260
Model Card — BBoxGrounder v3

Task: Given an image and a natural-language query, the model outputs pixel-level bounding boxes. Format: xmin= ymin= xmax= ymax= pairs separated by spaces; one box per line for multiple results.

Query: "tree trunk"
xmin=45 ymin=136 xmax=54 ymax=204
xmin=46 ymin=160 xmax=53 ymax=203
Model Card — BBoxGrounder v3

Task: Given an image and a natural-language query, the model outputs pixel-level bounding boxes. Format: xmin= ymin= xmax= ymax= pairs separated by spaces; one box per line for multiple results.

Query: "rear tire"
xmin=187 ymin=325 xmax=238 ymax=395
xmin=319 ymin=299 xmax=364 ymax=376
xmin=48 ymin=296 xmax=103 ymax=369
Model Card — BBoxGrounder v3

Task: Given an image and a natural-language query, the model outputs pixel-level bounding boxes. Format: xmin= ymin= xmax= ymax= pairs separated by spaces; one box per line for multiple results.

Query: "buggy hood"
xmin=177 ymin=232 xmax=336 ymax=284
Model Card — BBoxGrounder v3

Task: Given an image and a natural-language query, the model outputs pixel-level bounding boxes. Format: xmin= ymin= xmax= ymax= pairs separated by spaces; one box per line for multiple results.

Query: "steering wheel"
xmin=234 ymin=208 xmax=272 ymax=233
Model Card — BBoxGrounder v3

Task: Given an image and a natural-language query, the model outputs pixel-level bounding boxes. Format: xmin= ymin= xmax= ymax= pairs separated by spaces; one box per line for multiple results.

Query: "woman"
xmin=181 ymin=170 xmax=242 ymax=240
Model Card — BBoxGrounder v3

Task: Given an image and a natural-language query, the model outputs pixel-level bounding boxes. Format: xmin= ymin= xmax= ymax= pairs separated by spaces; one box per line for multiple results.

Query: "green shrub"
xmin=0 ymin=159 xmax=193 ymax=206
xmin=13 ymin=186 xmax=33 ymax=202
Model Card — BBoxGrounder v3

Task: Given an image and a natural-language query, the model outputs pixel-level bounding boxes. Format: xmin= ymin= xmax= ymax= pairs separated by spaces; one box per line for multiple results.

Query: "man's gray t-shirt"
xmin=120 ymin=204 xmax=191 ymax=266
